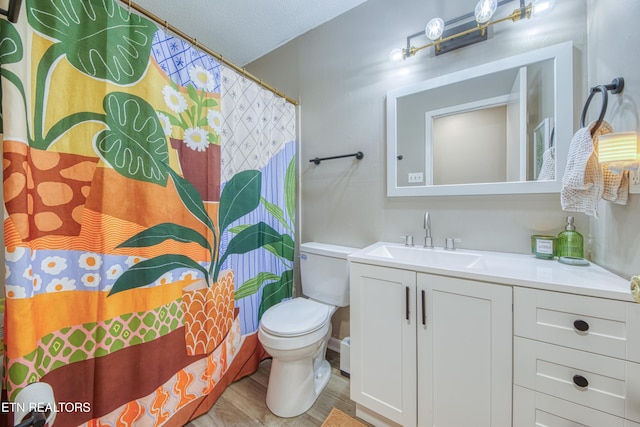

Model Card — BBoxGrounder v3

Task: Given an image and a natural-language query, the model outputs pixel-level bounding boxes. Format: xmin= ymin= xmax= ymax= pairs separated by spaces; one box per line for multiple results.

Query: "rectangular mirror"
xmin=387 ymin=42 xmax=573 ymax=196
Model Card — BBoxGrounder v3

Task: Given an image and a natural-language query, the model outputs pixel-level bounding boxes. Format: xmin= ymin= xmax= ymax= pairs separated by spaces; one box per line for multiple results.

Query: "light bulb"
xmin=531 ymin=0 xmax=557 ymax=16
xmin=425 ymin=17 xmax=444 ymax=41
xmin=389 ymin=48 xmax=405 ymax=62
xmin=474 ymin=0 xmax=497 ymax=24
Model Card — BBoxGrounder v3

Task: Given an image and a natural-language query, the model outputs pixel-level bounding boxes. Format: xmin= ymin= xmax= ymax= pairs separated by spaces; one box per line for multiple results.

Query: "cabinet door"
xmin=417 ymin=274 xmax=512 ymax=427
xmin=350 ymin=263 xmax=417 ymax=427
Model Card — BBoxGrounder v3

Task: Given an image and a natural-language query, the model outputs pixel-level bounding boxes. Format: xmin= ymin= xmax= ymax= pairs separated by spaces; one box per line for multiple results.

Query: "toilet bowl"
xmin=258 ymin=298 xmax=335 ymax=417
xmin=257 ymin=242 xmax=358 ymax=418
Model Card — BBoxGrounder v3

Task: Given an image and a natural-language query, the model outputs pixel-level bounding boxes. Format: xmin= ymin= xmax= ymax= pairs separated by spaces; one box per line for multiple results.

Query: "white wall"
xmin=249 ymin=0 xmax=589 ymax=252
xmin=586 ymin=0 xmax=640 ymax=278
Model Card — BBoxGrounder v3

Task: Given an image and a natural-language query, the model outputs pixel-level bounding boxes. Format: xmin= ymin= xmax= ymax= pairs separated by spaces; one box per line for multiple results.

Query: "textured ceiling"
xmin=132 ymin=0 xmax=370 ymax=67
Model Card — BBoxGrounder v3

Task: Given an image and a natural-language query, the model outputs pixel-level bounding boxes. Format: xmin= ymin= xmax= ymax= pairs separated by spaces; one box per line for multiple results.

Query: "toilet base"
xmin=259 ymin=297 xmax=339 ymax=418
xmin=266 ymin=357 xmax=332 ymax=418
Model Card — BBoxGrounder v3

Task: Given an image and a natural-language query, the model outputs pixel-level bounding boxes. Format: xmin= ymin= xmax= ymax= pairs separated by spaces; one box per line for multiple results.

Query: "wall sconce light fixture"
xmin=389 ymin=0 xmax=555 ymax=61
xmin=598 ymin=132 xmax=640 ymax=173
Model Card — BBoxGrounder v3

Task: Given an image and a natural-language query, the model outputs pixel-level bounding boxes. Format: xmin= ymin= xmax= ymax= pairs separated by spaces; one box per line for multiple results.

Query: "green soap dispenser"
xmin=557 ymin=216 xmax=584 ymax=258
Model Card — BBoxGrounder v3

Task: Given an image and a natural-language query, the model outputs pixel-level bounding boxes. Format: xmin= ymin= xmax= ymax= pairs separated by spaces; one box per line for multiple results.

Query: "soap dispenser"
xmin=557 ymin=216 xmax=584 ymax=259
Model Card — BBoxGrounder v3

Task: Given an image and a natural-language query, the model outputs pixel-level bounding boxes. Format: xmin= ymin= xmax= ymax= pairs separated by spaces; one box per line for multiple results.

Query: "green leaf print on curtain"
xmin=1 ymin=0 xmax=167 ymax=185
xmin=259 ymin=269 xmax=294 ymax=319
xmin=28 ymin=0 xmax=154 ymax=85
xmin=0 ymin=19 xmax=22 ymax=65
xmin=233 ymin=156 xmax=296 ymax=318
xmin=218 ymin=168 xmax=262 ymax=232
xmin=109 ymin=167 xmax=290 ymax=295
xmin=0 ymin=19 xmax=23 ymax=135
xmin=95 ymin=92 xmax=170 ymax=184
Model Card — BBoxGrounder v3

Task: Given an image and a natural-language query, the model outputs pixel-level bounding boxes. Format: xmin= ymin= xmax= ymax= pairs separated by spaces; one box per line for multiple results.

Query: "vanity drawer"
xmin=514 ymin=287 xmax=640 ymax=361
xmin=514 ymin=337 xmax=640 ymax=422
xmin=514 ymin=385 xmax=628 ymax=427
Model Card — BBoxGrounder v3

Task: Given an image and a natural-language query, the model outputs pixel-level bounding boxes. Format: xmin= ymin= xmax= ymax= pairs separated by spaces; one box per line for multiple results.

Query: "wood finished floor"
xmin=185 ymin=350 xmax=372 ymax=426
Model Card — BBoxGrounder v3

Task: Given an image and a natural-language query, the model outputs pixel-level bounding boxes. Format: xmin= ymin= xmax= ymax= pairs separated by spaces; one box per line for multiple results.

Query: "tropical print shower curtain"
xmin=0 ymin=1 xmax=296 ymax=425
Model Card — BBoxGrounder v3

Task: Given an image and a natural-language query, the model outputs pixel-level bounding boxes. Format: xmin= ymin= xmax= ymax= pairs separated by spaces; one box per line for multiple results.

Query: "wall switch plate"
xmin=408 ymin=172 xmax=424 ymax=183
xmin=631 ymin=169 xmax=640 ymax=194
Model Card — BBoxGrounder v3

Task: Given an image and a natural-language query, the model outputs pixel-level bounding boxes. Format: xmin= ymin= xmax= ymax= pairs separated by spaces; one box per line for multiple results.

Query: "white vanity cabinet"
xmin=513 ymin=287 xmax=640 ymax=427
xmin=348 ymin=241 xmax=637 ymax=427
xmin=350 ymin=262 xmax=513 ymax=427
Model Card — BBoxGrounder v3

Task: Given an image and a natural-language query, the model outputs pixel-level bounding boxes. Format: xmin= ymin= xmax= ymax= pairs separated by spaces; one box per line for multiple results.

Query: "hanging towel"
xmin=601 ymin=167 xmax=629 ymax=204
xmin=561 ymin=120 xmax=630 ymax=215
xmin=560 ymin=121 xmax=612 ymax=217
xmin=537 ymin=146 xmax=555 ymax=181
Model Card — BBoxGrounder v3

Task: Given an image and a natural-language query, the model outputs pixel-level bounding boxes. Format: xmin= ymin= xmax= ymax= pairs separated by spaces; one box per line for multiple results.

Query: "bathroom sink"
xmin=365 ymin=244 xmax=485 ymax=269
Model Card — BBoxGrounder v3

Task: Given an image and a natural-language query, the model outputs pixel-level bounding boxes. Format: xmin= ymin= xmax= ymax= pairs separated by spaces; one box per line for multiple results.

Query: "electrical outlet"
xmin=630 ymin=169 xmax=640 ymax=194
xmin=408 ymin=172 xmax=424 ymax=183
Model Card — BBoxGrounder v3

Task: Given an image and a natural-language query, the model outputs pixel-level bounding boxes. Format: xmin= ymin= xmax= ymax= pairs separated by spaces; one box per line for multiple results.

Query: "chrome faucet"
xmin=423 ymin=212 xmax=434 ymax=248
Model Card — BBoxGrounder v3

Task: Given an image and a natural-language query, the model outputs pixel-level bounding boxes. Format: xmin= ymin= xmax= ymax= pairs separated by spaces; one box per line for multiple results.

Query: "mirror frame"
xmin=386 ymin=41 xmax=573 ymax=197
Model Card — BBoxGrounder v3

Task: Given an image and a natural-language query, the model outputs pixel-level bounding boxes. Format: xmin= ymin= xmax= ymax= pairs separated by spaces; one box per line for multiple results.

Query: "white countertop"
xmin=348 ymin=241 xmax=634 ymax=302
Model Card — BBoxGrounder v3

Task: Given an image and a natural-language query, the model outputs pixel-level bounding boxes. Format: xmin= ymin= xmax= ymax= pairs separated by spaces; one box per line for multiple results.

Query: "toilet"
xmin=258 ymin=242 xmax=358 ymax=418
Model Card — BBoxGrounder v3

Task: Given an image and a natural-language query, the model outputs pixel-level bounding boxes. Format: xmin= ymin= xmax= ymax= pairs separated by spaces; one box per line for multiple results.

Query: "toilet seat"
xmin=260 ymin=298 xmax=332 ymax=337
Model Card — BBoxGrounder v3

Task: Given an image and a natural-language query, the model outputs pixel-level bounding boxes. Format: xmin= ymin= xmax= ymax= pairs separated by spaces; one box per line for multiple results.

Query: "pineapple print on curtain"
xmin=0 ymin=1 xmax=296 ymax=426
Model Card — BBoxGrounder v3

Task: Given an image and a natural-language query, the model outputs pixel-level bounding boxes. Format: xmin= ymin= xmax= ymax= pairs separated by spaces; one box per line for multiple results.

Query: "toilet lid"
xmin=260 ymin=298 xmax=332 ymax=337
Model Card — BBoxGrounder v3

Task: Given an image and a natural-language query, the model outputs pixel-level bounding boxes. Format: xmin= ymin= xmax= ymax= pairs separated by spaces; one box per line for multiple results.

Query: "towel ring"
xmin=580 ymin=85 xmax=609 ymax=136
xmin=580 ymin=77 xmax=624 ymax=137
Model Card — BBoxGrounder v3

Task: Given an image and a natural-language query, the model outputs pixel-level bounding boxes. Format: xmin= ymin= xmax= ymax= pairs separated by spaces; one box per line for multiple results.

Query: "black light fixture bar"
xmin=435 ymin=20 xmax=488 ymax=56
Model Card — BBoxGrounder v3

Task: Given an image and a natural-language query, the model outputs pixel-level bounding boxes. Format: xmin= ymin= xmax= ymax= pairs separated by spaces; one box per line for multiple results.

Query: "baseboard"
xmin=327 ymin=336 xmax=342 ymax=353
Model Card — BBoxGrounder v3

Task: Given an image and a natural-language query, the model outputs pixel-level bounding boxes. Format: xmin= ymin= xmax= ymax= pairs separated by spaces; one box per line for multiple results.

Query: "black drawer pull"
xmin=574 ymin=320 xmax=590 ymax=332
xmin=405 ymin=286 xmax=410 ymax=321
xmin=573 ymin=375 xmax=589 ymax=388
xmin=421 ymin=290 xmax=426 ymax=326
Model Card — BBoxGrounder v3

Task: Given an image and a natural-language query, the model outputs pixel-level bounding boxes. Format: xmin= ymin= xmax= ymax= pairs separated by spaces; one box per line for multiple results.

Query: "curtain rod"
xmin=120 ymin=0 xmax=299 ymax=106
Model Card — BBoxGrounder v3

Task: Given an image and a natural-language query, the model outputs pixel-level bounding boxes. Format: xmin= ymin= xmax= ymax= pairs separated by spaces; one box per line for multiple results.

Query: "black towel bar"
xmin=580 ymin=77 xmax=624 ymax=137
xmin=309 ymin=151 xmax=364 ymax=165
xmin=0 ymin=0 xmax=22 ymax=23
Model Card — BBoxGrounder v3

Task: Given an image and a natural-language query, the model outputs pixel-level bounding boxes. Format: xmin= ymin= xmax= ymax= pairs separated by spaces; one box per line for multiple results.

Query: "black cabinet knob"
xmin=574 ymin=319 xmax=589 ymax=332
xmin=573 ymin=375 xmax=589 ymax=388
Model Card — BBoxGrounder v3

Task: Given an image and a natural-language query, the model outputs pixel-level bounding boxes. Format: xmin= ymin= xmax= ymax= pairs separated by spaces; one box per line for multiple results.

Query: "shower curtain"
xmin=0 ymin=1 xmax=296 ymax=425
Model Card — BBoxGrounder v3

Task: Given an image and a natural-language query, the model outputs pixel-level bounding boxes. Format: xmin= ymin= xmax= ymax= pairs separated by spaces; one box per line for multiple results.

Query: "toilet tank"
xmin=300 ymin=242 xmax=359 ymax=307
